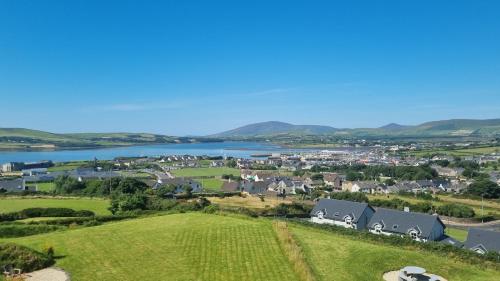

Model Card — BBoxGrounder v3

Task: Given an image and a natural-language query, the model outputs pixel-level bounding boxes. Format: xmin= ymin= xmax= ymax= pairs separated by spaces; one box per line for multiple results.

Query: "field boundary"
xmin=273 ymin=221 xmax=317 ymax=281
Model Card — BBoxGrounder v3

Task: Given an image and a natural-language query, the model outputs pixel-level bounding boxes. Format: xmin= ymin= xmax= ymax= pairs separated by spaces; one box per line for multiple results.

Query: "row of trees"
xmin=309 ymin=164 xmax=438 ymax=181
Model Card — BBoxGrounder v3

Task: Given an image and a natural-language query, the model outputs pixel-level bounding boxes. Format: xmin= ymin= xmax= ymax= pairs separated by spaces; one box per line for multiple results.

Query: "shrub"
xmin=0 ymin=243 xmax=54 ymax=272
xmin=0 ymin=224 xmax=61 ymax=238
xmin=436 ymin=204 xmax=475 ymax=218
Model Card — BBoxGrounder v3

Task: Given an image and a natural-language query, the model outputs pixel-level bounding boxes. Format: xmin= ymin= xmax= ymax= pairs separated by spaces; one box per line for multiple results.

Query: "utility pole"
xmin=481 ymin=194 xmax=484 ymax=224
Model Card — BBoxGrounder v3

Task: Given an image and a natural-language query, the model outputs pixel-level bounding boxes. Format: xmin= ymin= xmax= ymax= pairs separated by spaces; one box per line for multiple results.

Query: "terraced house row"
xmin=310 ymin=198 xmax=500 ymax=254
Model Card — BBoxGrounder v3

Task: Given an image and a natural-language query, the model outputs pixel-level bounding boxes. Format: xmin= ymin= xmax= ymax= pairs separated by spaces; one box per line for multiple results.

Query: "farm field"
xmin=291 ymin=224 xmax=499 ymax=281
xmin=0 ymin=197 xmax=110 ymax=215
xmin=210 ymin=195 xmax=294 ymax=209
xmin=171 ymin=167 xmax=240 ymax=177
xmin=2 ymin=213 xmax=299 ymax=281
xmin=47 ymin=162 xmax=88 ymax=172
xmin=411 ymin=145 xmax=500 ymax=157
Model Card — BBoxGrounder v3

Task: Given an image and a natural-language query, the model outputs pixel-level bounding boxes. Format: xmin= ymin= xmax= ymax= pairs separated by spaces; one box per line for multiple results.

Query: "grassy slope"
xmin=0 ymin=198 xmax=110 ymax=215
xmin=291 ymin=225 xmax=499 ymax=281
xmin=171 ymin=167 xmax=240 ymax=177
xmin=3 ymin=214 xmax=298 ymax=281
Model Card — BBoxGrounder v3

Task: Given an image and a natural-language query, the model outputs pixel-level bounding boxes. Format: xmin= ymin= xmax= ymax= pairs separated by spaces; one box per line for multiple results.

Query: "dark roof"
xmin=310 ymin=198 xmax=373 ymax=223
xmin=368 ymin=208 xmax=445 ymax=238
xmin=0 ymin=179 xmax=25 ymax=192
xmin=438 ymin=235 xmax=464 ymax=248
xmin=464 ymin=228 xmax=500 ymax=253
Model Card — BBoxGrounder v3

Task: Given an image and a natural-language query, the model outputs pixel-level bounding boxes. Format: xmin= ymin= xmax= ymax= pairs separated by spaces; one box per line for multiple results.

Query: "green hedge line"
xmin=0 ymin=243 xmax=54 ymax=272
xmin=0 ymin=208 xmax=95 ymax=222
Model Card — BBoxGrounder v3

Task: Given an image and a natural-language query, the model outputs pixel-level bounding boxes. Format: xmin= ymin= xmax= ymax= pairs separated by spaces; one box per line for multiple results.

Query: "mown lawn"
xmin=446 ymin=227 xmax=469 ymax=242
xmin=171 ymin=167 xmax=240 ymax=177
xmin=3 ymin=214 xmax=298 ymax=281
xmin=291 ymin=225 xmax=499 ymax=281
xmin=0 ymin=198 xmax=110 ymax=215
xmin=199 ymin=178 xmax=224 ymax=191
xmin=35 ymin=182 xmax=55 ymax=192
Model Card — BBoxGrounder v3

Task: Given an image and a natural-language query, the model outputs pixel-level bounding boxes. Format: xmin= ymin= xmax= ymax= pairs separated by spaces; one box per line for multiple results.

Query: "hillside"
xmin=213 ymin=118 xmax=500 ymax=138
xmin=3 ymin=213 xmax=498 ymax=281
xmin=211 ymin=121 xmax=337 ymax=137
xmin=0 ymin=128 xmax=219 ymax=151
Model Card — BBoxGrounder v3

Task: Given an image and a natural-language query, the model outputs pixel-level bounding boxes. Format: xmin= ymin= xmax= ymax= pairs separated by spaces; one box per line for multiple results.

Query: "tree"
xmin=384 ymin=178 xmax=396 ymax=186
xmin=116 ymin=178 xmax=148 ymax=194
xmin=155 ymin=184 xmax=176 ymax=198
xmin=346 ymin=171 xmax=363 ymax=181
xmin=54 ymin=175 xmax=85 ymax=194
xmin=467 ymin=180 xmax=500 ymax=199
xmin=226 ymin=159 xmax=237 ymax=168
xmin=183 ymin=184 xmax=193 ymax=196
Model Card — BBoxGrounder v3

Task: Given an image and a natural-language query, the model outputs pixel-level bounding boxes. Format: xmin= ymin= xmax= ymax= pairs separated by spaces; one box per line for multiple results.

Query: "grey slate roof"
xmin=464 ymin=228 xmax=500 ymax=253
xmin=310 ymin=198 xmax=373 ymax=223
xmin=0 ymin=179 xmax=26 ymax=192
xmin=438 ymin=235 xmax=464 ymax=248
xmin=368 ymin=208 xmax=445 ymax=238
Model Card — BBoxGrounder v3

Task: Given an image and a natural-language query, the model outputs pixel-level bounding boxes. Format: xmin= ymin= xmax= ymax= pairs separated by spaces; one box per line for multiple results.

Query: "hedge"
xmin=0 ymin=208 xmax=95 ymax=222
xmin=0 ymin=243 xmax=54 ymax=272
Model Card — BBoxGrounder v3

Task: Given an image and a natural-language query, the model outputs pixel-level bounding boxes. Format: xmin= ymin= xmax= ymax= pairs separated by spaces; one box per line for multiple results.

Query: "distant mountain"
xmin=210 ymin=121 xmax=337 ymax=137
xmin=379 ymin=123 xmax=410 ymax=131
xmin=212 ymin=118 xmax=500 ymax=138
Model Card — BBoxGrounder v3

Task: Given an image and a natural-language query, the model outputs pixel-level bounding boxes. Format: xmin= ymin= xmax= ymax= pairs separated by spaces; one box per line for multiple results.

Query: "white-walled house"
xmin=310 ymin=198 xmax=375 ymax=230
xmin=367 ymin=208 xmax=445 ymax=242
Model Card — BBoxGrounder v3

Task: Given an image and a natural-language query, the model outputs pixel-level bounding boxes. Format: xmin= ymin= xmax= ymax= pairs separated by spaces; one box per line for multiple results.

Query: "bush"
xmin=436 ymin=204 xmax=475 ymax=218
xmin=330 ymin=192 xmax=369 ymax=203
xmin=0 ymin=224 xmax=61 ymax=238
xmin=0 ymin=243 xmax=54 ymax=272
xmin=0 ymin=208 xmax=95 ymax=222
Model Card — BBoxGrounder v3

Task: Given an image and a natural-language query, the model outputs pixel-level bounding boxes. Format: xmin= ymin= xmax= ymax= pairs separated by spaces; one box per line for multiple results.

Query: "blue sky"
xmin=1 ymin=0 xmax=499 ymax=136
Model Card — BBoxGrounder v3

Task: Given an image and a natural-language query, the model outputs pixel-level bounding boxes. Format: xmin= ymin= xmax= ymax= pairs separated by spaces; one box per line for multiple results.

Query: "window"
xmin=344 ymin=216 xmax=352 ymax=225
xmin=409 ymin=230 xmax=419 ymax=240
xmin=334 ymin=212 xmax=340 ymax=217
xmin=374 ymin=224 xmax=383 ymax=233
xmin=392 ymin=224 xmax=398 ymax=229
xmin=316 ymin=210 xmax=325 ymax=220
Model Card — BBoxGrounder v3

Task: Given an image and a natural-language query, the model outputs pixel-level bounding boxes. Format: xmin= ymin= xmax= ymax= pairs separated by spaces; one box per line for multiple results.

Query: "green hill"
xmin=213 ymin=118 xmax=500 ymax=138
xmin=0 ymin=128 xmax=217 ymax=151
xmin=2 ymin=213 xmax=498 ymax=281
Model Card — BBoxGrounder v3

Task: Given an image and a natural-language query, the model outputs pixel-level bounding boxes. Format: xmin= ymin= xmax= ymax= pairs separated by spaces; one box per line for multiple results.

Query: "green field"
xmin=1 ymin=213 xmax=498 ymax=281
xmin=411 ymin=146 xmax=500 ymax=157
xmin=3 ymin=214 xmax=298 ymax=281
xmin=291 ymin=224 xmax=499 ymax=281
xmin=35 ymin=182 xmax=56 ymax=192
xmin=199 ymin=178 xmax=224 ymax=191
xmin=171 ymin=167 xmax=240 ymax=177
xmin=48 ymin=162 xmax=87 ymax=172
xmin=445 ymin=227 xmax=469 ymax=242
xmin=0 ymin=198 xmax=111 ymax=215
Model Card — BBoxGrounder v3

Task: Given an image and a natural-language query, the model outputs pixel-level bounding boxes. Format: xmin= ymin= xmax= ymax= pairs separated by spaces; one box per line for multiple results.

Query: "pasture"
xmin=0 ymin=197 xmax=111 ymax=215
xmin=3 ymin=213 xmax=298 ymax=281
xmin=199 ymin=178 xmax=224 ymax=191
xmin=34 ymin=182 xmax=55 ymax=192
xmin=171 ymin=167 xmax=240 ymax=177
xmin=291 ymin=224 xmax=499 ymax=281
